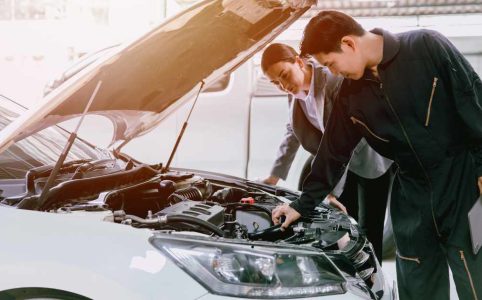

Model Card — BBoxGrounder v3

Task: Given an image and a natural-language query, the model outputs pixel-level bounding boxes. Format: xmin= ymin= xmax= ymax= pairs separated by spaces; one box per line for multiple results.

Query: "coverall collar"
xmin=361 ymin=28 xmax=400 ymax=80
xmin=371 ymin=28 xmax=400 ymax=67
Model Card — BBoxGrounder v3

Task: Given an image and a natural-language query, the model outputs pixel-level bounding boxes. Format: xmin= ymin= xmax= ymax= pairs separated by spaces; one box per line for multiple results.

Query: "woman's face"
xmin=264 ymin=57 xmax=306 ymax=95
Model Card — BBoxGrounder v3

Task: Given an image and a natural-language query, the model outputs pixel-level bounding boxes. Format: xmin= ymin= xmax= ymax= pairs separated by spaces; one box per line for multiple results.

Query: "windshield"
xmin=0 ymin=96 xmax=101 ymax=179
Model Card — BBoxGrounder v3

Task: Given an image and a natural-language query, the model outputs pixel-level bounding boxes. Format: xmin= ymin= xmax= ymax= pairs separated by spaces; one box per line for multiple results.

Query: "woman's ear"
xmin=295 ymin=56 xmax=306 ymax=69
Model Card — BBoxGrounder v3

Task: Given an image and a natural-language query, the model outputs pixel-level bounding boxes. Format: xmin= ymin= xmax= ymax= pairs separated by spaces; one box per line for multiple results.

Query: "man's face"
xmin=264 ymin=58 xmax=306 ymax=95
xmin=312 ymin=40 xmax=365 ymax=80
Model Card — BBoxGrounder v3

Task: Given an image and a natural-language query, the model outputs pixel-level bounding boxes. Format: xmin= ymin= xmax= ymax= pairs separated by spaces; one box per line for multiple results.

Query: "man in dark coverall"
xmin=271 ymin=10 xmax=482 ymax=300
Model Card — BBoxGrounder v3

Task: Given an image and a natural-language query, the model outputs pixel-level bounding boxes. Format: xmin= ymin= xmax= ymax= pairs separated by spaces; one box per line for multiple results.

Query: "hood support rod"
xmin=164 ymin=81 xmax=205 ymax=172
xmin=36 ymin=81 xmax=103 ymax=210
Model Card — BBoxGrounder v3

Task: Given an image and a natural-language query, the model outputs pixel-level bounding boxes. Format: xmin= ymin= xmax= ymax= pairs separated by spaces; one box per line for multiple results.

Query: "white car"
xmin=0 ymin=1 xmax=396 ymax=299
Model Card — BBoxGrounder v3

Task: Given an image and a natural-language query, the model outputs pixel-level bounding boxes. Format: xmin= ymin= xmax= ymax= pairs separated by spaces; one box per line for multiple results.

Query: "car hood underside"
xmin=0 ymin=0 xmax=313 ymax=153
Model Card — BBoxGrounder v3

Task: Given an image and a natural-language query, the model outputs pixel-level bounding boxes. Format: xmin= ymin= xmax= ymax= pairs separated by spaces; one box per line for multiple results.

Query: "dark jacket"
xmin=291 ymin=28 xmax=482 ymax=245
xmin=270 ymin=65 xmax=391 ymax=183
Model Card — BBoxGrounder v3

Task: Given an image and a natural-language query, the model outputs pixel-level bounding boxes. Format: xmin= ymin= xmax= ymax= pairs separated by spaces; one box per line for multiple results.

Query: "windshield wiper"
xmin=17 ymin=81 xmax=103 ymax=210
xmin=163 ymin=81 xmax=205 ymax=172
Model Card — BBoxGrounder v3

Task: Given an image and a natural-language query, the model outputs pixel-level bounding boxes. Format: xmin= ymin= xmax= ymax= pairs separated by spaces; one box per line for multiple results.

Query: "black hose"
xmin=124 ymin=213 xmax=224 ymax=237
xmin=166 ymin=214 xmax=225 ymax=237
xmin=248 ymin=224 xmax=294 ymax=241
xmin=124 ymin=214 xmax=160 ymax=224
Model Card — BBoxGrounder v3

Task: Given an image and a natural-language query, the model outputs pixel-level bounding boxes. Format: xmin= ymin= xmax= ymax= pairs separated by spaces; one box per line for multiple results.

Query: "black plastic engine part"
xmin=25 ymin=160 xmax=90 ymax=194
xmin=18 ymin=164 xmax=159 ymax=210
xmin=248 ymin=224 xmax=294 ymax=242
xmin=211 ymin=187 xmax=248 ymax=204
xmin=71 ymin=159 xmax=117 ymax=179
xmin=235 ymin=210 xmax=271 ymax=232
xmin=156 ymin=200 xmax=224 ymax=227
xmin=103 ymin=179 xmax=177 ymax=217
xmin=167 ymin=180 xmax=212 ymax=204
xmin=159 ymin=180 xmax=176 ymax=201
xmin=161 ymin=172 xmax=194 ymax=181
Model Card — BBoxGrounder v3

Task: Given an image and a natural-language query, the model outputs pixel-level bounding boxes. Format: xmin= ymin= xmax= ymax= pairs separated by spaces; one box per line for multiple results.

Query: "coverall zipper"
xmin=378 ymin=82 xmax=442 ymax=238
xmin=460 ymin=250 xmax=479 ymax=300
xmin=350 ymin=116 xmax=390 ymax=143
xmin=425 ymin=77 xmax=438 ymax=126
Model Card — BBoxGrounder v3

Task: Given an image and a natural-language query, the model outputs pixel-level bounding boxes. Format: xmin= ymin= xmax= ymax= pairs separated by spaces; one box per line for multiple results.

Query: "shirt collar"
xmin=307 ymin=61 xmax=316 ymax=99
xmin=297 ymin=60 xmax=316 ymax=101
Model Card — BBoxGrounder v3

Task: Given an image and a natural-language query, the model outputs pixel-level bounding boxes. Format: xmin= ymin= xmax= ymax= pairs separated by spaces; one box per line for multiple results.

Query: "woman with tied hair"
xmin=261 ymin=43 xmax=393 ymax=262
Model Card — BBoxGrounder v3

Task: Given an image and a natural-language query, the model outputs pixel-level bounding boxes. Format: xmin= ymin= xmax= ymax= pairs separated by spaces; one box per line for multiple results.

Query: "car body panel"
xmin=0 ymin=207 xmax=208 ymax=299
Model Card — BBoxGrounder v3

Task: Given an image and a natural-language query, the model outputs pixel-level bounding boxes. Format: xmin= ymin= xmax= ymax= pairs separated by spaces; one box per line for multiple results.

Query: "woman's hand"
xmin=325 ymin=194 xmax=347 ymax=214
xmin=260 ymin=175 xmax=280 ymax=185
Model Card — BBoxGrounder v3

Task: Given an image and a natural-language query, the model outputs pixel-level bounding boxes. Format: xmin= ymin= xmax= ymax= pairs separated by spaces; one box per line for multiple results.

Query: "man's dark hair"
xmin=300 ymin=10 xmax=365 ymax=57
xmin=261 ymin=43 xmax=298 ymax=73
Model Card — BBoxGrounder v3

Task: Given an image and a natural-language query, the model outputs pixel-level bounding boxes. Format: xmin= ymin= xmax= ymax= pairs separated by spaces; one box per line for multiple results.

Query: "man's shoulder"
xmin=397 ymin=28 xmax=437 ymax=38
xmin=397 ymin=29 xmax=446 ymax=48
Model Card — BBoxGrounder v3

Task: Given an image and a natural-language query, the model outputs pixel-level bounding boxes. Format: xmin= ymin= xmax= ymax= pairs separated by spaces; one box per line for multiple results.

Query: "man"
xmin=261 ymin=43 xmax=392 ymax=262
xmin=272 ymin=10 xmax=482 ymax=300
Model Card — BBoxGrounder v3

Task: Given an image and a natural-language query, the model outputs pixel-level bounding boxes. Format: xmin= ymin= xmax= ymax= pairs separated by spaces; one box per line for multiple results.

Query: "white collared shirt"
xmin=296 ymin=62 xmax=325 ymax=133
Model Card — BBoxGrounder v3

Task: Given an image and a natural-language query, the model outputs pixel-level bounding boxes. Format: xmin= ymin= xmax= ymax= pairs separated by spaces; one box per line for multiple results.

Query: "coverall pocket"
xmin=350 ymin=116 xmax=389 ymax=143
xmin=396 ymin=251 xmax=421 ymax=265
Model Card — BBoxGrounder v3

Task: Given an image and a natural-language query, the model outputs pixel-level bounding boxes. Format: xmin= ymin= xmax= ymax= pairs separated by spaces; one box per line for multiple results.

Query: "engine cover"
xmin=157 ymin=200 xmax=224 ymax=226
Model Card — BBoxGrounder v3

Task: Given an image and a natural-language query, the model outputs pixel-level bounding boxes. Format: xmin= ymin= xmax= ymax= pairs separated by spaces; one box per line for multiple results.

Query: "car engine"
xmin=1 ymin=162 xmax=383 ymax=297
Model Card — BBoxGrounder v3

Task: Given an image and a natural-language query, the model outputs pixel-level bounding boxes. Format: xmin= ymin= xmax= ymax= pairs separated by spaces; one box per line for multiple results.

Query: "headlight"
xmin=150 ymin=235 xmax=346 ymax=298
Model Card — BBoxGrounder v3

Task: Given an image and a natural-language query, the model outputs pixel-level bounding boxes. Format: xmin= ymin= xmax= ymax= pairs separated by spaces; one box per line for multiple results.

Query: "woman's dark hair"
xmin=261 ymin=43 xmax=298 ymax=73
xmin=300 ymin=10 xmax=365 ymax=57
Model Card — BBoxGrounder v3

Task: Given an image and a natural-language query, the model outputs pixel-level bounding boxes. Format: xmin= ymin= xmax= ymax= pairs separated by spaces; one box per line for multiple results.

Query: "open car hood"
xmin=0 ymin=0 xmax=314 ymax=153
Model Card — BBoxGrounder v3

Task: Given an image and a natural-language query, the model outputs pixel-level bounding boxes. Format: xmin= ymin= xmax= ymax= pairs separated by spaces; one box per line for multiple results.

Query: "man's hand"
xmin=325 ymin=194 xmax=347 ymax=214
xmin=260 ymin=175 xmax=280 ymax=186
xmin=478 ymin=176 xmax=482 ymax=195
xmin=272 ymin=203 xmax=301 ymax=230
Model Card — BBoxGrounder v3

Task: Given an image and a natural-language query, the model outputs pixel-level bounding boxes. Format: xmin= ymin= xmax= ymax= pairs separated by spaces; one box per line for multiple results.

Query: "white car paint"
xmin=0 ymin=208 xmax=208 ymax=299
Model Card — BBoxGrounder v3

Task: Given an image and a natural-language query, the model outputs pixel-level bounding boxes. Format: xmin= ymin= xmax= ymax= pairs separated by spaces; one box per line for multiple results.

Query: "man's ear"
xmin=340 ymin=36 xmax=357 ymax=52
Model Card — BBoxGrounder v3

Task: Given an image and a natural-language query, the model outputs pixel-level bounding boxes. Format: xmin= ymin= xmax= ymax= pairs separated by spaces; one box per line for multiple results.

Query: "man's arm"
xmin=290 ymin=96 xmax=361 ymax=216
xmin=425 ymin=31 xmax=482 ymax=192
xmin=289 ymin=85 xmax=362 ymax=217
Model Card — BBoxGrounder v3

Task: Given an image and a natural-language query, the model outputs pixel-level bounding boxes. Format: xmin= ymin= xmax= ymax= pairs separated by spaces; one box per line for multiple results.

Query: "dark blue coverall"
xmin=291 ymin=28 xmax=482 ymax=299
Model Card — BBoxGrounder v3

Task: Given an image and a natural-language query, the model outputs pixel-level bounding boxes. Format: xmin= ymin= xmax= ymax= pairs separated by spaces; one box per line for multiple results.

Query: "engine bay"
xmin=0 ymin=161 xmax=382 ymax=295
